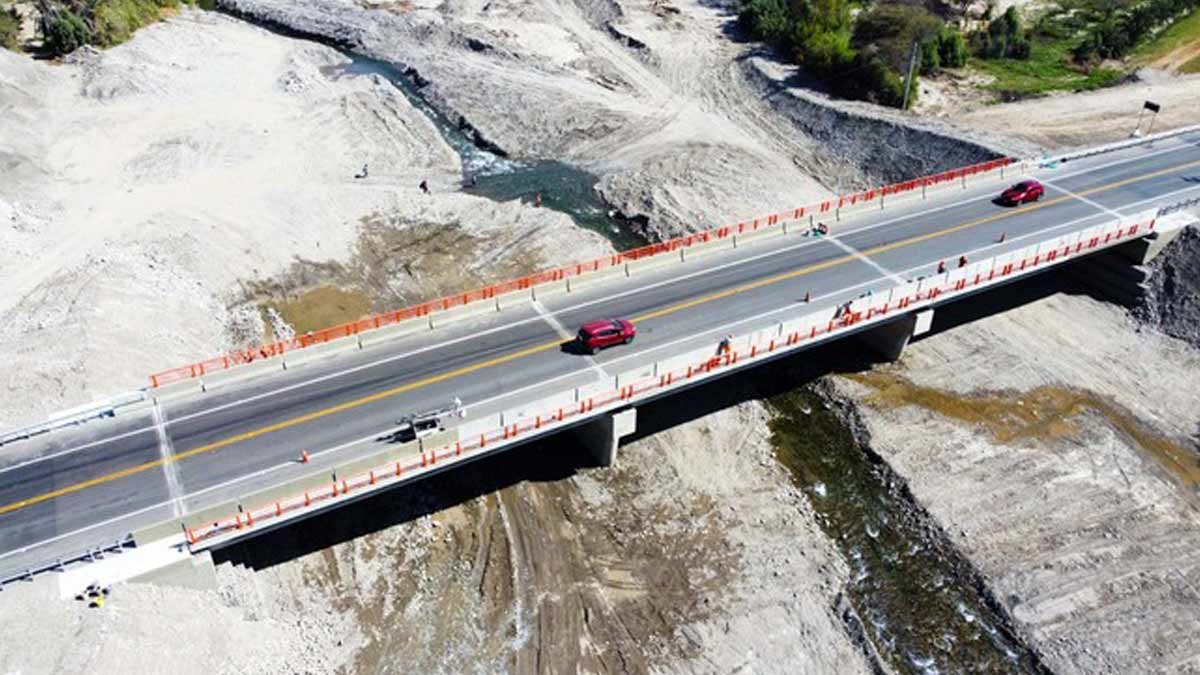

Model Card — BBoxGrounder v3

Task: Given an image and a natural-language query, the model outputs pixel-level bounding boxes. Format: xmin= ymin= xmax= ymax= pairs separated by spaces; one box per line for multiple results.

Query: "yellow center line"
xmin=2 ymin=157 xmax=1196 ymax=518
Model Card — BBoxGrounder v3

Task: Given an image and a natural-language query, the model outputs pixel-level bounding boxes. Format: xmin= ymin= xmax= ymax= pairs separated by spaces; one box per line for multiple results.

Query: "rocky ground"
xmin=216 ymin=0 xmax=1017 ymax=239
xmin=0 ymin=4 xmax=878 ymax=673
xmin=2 ymin=0 xmax=1200 ymax=673
xmin=0 ymin=391 xmax=873 ymax=675
xmin=1136 ymin=225 xmax=1200 ymax=350
xmin=829 ymin=263 xmax=1200 ymax=673
xmin=0 ymin=10 xmax=611 ymax=427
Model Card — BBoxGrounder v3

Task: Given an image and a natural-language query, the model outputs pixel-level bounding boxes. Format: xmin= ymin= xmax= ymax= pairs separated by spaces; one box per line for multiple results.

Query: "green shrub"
xmin=920 ymin=37 xmax=941 ymax=74
xmin=852 ymin=4 xmax=941 ymax=72
xmin=93 ymin=0 xmax=177 ymax=46
xmin=973 ymin=6 xmax=1031 ymax=59
xmin=0 ymin=8 xmax=21 ymax=51
xmin=800 ymin=27 xmax=856 ymax=77
xmin=838 ymin=54 xmax=910 ymax=107
xmin=45 ymin=9 xmax=91 ymax=55
xmin=738 ymin=0 xmax=945 ymax=108
xmin=936 ymin=26 xmax=969 ymax=67
xmin=738 ymin=0 xmax=792 ymax=48
xmin=1074 ymin=0 xmax=1200 ymax=61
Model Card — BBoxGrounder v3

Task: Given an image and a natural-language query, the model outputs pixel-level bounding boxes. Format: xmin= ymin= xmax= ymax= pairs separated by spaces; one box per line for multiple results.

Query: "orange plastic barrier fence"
xmin=185 ymin=215 xmax=1157 ymax=546
xmin=150 ymin=157 xmax=1016 ymax=388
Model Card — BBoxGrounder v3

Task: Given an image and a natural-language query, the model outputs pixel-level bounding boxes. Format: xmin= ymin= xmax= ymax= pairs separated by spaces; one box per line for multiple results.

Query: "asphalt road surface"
xmin=2 ymin=131 xmax=1198 ymax=579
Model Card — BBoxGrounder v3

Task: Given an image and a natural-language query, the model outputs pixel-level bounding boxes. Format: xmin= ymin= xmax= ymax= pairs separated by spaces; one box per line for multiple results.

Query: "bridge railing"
xmin=147 ymin=121 xmax=1200 ymax=392
xmin=147 ymin=156 xmax=1018 ymax=389
xmin=181 ymin=209 xmax=1163 ymax=550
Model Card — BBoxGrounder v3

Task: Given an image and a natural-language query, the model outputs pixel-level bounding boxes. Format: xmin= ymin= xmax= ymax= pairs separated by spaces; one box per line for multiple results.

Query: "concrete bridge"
xmin=1 ymin=127 xmax=1198 ymax=591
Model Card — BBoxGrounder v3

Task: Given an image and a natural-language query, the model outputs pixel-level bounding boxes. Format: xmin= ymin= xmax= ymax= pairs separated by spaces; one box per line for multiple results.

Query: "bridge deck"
xmin=2 ymin=130 xmax=1198 ymax=579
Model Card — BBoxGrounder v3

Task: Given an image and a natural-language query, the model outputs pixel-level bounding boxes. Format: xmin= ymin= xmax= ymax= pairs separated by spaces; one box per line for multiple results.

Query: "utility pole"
xmin=902 ymin=41 xmax=920 ymax=111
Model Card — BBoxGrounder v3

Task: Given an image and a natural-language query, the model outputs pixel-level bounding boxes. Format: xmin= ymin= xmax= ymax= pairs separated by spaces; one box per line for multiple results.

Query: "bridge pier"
xmin=858 ymin=309 xmax=934 ymax=362
xmin=574 ymin=408 xmax=637 ymax=467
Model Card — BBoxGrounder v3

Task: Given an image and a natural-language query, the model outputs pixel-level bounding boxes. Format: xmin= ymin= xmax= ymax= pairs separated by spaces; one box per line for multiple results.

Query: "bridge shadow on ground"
xmin=213 ymin=267 xmax=1105 ymax=571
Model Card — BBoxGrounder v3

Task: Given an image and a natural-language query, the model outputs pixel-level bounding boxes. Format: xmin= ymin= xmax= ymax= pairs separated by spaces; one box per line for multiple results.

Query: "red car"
xmin=576 ymin=318 xmax=636 ymax=354
xmin=998 ymin=179 xmax=1044 ymax=205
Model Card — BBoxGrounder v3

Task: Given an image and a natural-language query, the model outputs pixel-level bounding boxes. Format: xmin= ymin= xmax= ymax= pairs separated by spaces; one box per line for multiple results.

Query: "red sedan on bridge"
xmin=997 ymin=179 xmax=1045 ymax=206
xmin=576 ymin=319 xmax=636 ymax=354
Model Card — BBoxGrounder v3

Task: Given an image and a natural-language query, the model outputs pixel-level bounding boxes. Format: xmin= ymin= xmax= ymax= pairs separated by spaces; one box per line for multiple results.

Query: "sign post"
xmin=1133 ymin=100 xmax=1161 ymax=138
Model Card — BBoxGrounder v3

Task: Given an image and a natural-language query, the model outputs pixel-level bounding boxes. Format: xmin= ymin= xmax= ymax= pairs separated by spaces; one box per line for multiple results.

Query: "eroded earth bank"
xmin=1 ymin=1 xmax=1199 ymax=673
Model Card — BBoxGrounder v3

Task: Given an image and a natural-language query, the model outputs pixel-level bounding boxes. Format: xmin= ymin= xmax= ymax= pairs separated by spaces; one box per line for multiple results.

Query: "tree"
xmin=739 ymin=0 xmax=793 ymax=48
xmin=973 ymin=6 xmax=1030 ymax=59
xmin=852 ymin=4 xmax=941 ymax=73
xmin=43 ymin=8 xmax=91 ymax=55
xmin=936 ymin=26 xmax=969 ymax=67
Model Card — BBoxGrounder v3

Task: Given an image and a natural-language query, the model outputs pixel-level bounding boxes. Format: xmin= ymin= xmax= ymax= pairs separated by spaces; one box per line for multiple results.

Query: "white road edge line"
xmin=7 ymin=181 xmax=1197 ymax=564
xmin=4 ymin=145 xmax=1194 ymax=476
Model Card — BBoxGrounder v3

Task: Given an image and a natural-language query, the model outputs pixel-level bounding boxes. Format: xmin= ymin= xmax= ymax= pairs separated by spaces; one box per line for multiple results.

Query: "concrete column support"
xmin=574 ymin=407 xmax=637 ymax=468
xmin=858 ymin=310 xmax=933 ymax=362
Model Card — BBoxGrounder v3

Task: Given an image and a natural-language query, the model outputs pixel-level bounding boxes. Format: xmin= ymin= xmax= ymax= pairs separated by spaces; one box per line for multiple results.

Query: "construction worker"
xmin=958 ymin=255 xmax=968 ymax=268
xmin=937 ymin=260 xmax=946 ymax=274
xmin=719 ymin=334 xmax=733 ymax=355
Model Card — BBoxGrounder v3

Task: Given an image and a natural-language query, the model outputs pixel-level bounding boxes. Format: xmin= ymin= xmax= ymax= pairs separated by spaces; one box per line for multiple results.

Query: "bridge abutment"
xmin=1068 ymin=217 xmax=1194 ymax=306
xmin=858 ymin=309 xmax=934 ymax=362
xmin=1115 ymin=224 xmax=1188 ymax=265
xmin=574 ymin=407 xmax=637 ymax=467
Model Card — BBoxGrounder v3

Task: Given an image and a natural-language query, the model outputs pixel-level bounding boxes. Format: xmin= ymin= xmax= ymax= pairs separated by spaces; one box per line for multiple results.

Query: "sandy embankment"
xmin=0 ymin=10 xmax=611 ymax=427
xmin=0 ymin=7 xmax=873 ymax=674
xmin=951 ymin=69 xmax=1200 ymax=149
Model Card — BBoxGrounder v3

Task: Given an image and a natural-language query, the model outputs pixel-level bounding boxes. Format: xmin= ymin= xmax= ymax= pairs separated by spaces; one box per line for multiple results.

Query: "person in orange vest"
xmin=718 ymin=334 xmax=733 ymax=354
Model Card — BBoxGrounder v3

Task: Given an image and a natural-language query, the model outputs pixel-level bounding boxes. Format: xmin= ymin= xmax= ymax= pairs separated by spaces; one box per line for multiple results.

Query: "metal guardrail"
xmin=4 ymin=132 xmax=1198 ymax=583
xmin=0 ymin=390 xmax=147 ymax=448
xmin=0 ymin=535 xmax=137 ymax=591
xmin=1046 ymin=123 xmax=1200 ymax=167
xmin=1158 ymin=196 xmax=1200 ymax=217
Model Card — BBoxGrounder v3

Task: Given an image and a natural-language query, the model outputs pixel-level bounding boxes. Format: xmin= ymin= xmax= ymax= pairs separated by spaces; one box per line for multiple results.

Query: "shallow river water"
xmin=769 ymin=385 xmax=1046 ymax=675
xmin=331 ymin=55 xmax=646 ymax=250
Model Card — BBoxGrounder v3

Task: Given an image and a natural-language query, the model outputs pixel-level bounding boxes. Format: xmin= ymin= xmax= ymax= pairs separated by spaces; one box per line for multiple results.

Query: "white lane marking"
xmin=825 ymin=236 xmax=905 ymax=283
xmin=532 ymin=300 xmax=609 ymax=380
xmin=1041 ymin=178 xmax=1123 ymax=218
xmin=0 ymin=425 xmax=156 ymax=479
xmin=0 ymin=500 xmax=173 ymax=563
xmin=6 ymin=183 xmax=1196 ymax=563
xmin=151 ymin=402 xmax=185 ymax=518
xmin=10 ymin=146 xmax=1198 ymax=474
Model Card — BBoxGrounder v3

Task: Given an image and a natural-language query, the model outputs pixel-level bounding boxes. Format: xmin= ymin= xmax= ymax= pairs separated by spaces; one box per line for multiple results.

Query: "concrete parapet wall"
xmin=282 ymin=335 xmax=361 ymax=370
xmin=494 ymin=288 xmax=534 ymax=312
xmin=565 ymin=265 xmax=627 ymax=294
xmin=151 ymin=378 xmax=204 ymax=404
xmin=201 ymin=358 xmax=286 ymax=392
xmin=428 ymin=296 xmax=500 ymax=328
xmin=358 ymin=317 xmax=429 ymax=349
